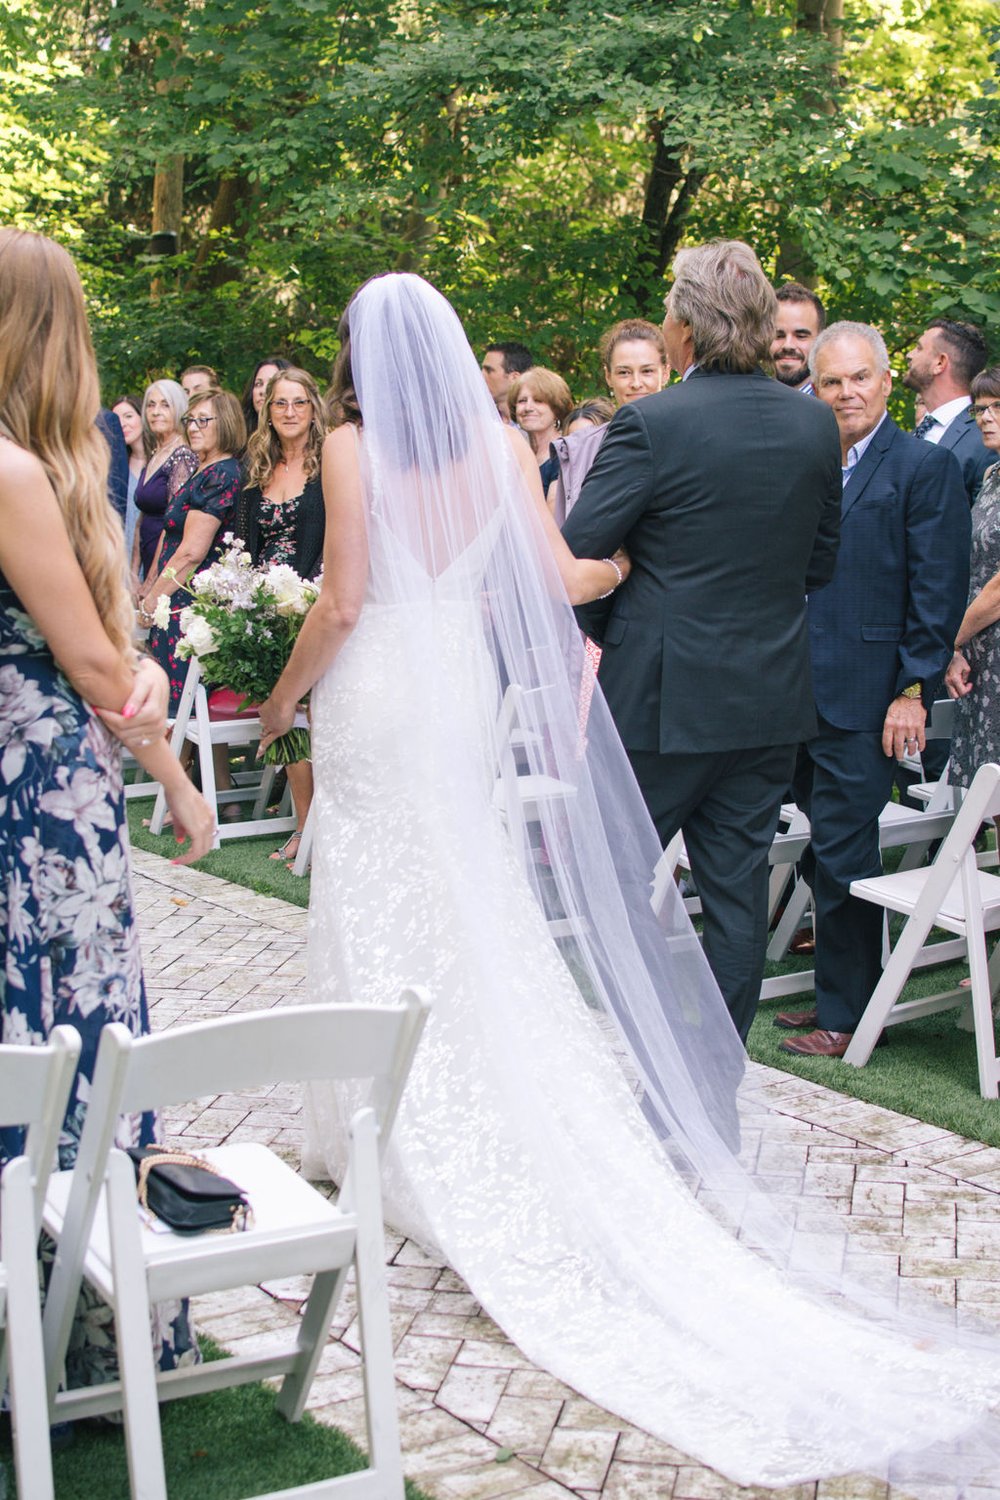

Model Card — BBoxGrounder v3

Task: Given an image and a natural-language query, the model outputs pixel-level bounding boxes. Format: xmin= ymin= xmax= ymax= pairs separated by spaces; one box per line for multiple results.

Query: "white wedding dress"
xmin=300 ymin=274 xmax=1000 ymax=1491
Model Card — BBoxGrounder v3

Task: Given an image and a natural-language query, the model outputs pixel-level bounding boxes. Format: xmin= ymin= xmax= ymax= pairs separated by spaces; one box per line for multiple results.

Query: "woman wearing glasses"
xmin=235 ymin=369 xmax=327 ymax=865
xmin=945 ymin=368 xmax=1000 ymax=785
xmin=138 ymin=387 xmax=246 ymax=712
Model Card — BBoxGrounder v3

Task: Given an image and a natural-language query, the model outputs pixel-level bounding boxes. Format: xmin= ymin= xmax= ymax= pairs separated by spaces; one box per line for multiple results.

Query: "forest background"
xmin=1 ymin=0 xmax=997 ymax=411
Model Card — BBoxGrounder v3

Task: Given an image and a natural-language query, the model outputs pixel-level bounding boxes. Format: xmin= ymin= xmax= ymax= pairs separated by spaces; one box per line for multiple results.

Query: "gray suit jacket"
xmin=936 ymin=406 xmax=994 ymax=505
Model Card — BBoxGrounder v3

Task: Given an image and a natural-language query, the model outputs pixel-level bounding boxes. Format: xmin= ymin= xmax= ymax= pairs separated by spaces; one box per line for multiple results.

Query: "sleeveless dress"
xmin=300 ymin=497 xmax=1000 ymax=1489
xmin=0 ymin=568 xmax=197 ymax=1384
xmin=134 ymin=445 xmax=197 ymax=578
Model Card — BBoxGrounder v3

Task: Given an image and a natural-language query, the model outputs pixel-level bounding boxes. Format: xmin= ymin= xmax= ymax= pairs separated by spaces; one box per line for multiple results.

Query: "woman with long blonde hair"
xmin=0 ymin=227 xmax=212 ymax=1387
xmin=236 ymin=367 xmax=327 ymax=866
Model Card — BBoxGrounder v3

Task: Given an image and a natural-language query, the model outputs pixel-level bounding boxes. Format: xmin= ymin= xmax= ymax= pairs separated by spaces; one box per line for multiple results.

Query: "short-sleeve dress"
xmin=147 ymin=457 xmax=242 ymax=713
xmin=134 ymin=445 xmax=197 ymax=577
xmin=949 ymin=463 xmax=1000 ymax=788
xmin=0 ymin=566 xmax=197 ymax=1386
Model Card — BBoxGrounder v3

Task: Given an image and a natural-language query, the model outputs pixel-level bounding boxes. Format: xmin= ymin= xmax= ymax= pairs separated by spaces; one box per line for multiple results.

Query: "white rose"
xmin=151 ymin=594 xmax=172 ymax=630
xmin=181 ymin=615 xmax=218 ymax=658
xmin=265 ymin=564 xmax=308 ymax=617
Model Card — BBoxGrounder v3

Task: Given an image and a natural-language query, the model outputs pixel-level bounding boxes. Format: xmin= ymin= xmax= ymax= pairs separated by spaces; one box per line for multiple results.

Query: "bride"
xmin=259 ymin=273 xmax=1000 ymax=1491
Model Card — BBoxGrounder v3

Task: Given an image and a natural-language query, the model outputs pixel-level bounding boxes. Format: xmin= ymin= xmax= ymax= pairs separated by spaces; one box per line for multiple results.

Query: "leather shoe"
xmin=778 ymin=1028 xmax=853 ymax=1058
xmin=773 ymin=1007 xmax=818 ymax=1030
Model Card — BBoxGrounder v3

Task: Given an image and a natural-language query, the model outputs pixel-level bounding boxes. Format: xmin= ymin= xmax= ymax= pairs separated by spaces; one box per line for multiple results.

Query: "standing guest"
xmin=770 ymin=283 xmax=825 ymax=395
xmin=777 ymin=322 xmax=970 ymax=1058
xmin=508 ymin=367 xmax=572 ymax=495
xmin=133 ymin=378 xmax=196 ymax=579
xmin=236 ymin=368 xmax=327 ymax=866
xmin=481 ymin=341 xmax=533 ymax=423
xmin=903 ymin=317 xmax=992 ymax=505
xmin=564 ymin=241 xmax=842 ymax=1043
xmin=0 ymin=228 xmax=212 ymax=1385
xmin=241 ymin=355 xmax=291 ymax=439
xmin=566 ymin=397 xmax=616 ymax=434
xmin=600 ymin=319 xmax=668 ymax=406
xmin=945 ymin=368 xmax=1000 ymax=783
xmin=112 ymin=394 xmax=148 ymax=576
xmin=138 ymin=388 xmax=245 ymax=713
xmin=551 ymin=324 xmax=667 ymax=525
xmin=98 ymin=407 xmax=130 ymax=526
xmin=914 ymin=393 xmax=928 ymax=431
xmin=180 ymin=363 xmax=218 ymax=401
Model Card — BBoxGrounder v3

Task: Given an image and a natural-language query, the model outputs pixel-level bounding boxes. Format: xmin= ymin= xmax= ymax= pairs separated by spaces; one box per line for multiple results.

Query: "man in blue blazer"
xmin=778 ymin=322 xmax=970 ymax=1057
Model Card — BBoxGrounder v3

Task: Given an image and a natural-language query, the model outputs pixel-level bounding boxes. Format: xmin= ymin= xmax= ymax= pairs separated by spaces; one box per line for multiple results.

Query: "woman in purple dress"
xmin=132 ymin=379 xmax=196 ymax=581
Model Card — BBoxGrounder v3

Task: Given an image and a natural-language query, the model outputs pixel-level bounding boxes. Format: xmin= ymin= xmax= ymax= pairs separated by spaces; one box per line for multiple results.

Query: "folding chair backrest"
xmin=925 ymin=697 xmax=956 ymax=740
xmin=0 ymin=1027 xmax=81 ymax=1220
xmin=934 ymin=762 xmax=1000 ymax=862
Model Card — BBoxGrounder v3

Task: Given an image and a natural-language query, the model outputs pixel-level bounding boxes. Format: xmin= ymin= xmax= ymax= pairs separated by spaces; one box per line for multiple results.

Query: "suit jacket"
xmin=935 ymin=405 xmax=994 ymax=505
xmin=562 ymin=368 xmax=842 ymax=755
xmin=97 ymin=408 xmax=130 ymax=523
xmin=807 ymin=416 xmax=970 ymax=733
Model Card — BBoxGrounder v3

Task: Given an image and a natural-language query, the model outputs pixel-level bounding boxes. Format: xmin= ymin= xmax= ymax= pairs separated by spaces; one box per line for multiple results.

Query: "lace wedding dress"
xmin=300 ymin=274 xmax=1000 ymax=1490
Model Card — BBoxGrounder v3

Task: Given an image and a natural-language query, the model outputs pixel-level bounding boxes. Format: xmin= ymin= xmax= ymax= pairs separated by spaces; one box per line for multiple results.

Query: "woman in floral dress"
xmin=0 ymin=228 xmax=214 ymax=1387
xmin=946 ymin=366 xmax=1000 ymax=784
xmin=236 ymin=369 xmax=326 ymax=865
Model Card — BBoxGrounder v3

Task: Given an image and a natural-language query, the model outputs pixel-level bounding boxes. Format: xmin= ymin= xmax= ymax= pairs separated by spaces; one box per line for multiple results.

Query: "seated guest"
xmin=180 ymin=363 xmax=218 ymax=400
xmin=481 ymin=341 xmax=533 ymax=423
xmin=112 ymin=394 xmax=148 ymax=578
xmin=236 ymin=368 xmax=327 ymax=867
xmin=945 ymin=367 xmax=1000 ymax=786
xmin=241 ymin=355 xmax=291 ymax=439
xmin=508 ymin=367 xmax=573 ymax=495
xmin=133 ymin=379 xmax=196 ymax=580
xmin=137 ymin=387 xmax=245 ymax=714
xmin=903 ymin=317 xmax=992 ymax=504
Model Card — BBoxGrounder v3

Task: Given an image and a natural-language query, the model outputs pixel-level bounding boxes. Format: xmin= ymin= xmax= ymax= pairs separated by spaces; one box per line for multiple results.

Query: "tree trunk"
xmin=187 ymin=175 xmax=254 ymax=289
xmin=622 ymin=119 xmax=702 ymax=312
xmin=151 ymin=153 xmax=183 ymax=298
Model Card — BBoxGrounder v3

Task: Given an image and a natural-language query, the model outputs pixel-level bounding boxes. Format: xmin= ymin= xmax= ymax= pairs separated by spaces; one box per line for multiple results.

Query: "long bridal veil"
xmin=307 ymin=271 xmax=1000 ymax=1491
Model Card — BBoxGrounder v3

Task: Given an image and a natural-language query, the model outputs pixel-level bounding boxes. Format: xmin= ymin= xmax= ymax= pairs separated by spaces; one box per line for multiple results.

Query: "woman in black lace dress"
xmin=236 ymin=368 xmax=327 ymax=867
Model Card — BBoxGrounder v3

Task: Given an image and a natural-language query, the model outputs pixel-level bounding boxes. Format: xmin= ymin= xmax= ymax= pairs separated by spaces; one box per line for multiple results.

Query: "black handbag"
xmin=126 ymin=1146 xmax=251 ymax=1234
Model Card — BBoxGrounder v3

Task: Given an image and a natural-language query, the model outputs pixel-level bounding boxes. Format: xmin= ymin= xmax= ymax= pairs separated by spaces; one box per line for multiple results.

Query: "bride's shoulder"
xmin=323 ymin=422 xmax=361 ymax=454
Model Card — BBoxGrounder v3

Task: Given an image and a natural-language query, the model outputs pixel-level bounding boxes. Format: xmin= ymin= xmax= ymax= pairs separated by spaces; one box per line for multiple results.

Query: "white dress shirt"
xmin=920 ymin=394 xmax=971 ymax=444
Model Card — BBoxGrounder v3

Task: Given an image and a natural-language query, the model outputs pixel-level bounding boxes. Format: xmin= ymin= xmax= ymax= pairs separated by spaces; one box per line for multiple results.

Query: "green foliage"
xmin=1 ymin=0 xmax=997 ymax=397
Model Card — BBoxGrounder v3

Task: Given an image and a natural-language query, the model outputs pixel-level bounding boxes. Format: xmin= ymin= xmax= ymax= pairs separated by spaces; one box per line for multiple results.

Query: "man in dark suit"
xmin=903 ymin=318 xmax=992 ymax=504
xmin=562 ymin=240 xmax=842 ymax=1042
xmin=777 ymin=321 xmax=970 ymax=1057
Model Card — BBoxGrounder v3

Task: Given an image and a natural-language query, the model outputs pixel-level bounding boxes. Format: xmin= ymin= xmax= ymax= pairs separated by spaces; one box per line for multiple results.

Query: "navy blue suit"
xmin=794 ymin=415 xmax=970 ymax=1031
xmin=936 ymin=406 xmax=995 ymax=506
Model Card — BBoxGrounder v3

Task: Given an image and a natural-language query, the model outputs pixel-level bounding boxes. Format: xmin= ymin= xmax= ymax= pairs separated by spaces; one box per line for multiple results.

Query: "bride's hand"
xmin=258 ymin=692 xmax=295 ymax=756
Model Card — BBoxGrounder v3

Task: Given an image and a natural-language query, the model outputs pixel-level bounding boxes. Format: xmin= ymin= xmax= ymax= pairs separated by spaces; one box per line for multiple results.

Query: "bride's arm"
xmin=506 ymin=429 xmax=628 ymax=606
xmin=258 ymin=425 xmax=368 ymax=751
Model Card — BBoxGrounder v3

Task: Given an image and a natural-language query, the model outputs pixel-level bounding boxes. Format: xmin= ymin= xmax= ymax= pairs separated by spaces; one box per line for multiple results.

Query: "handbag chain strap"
xmin=135 ymin=1149 xmax=251 ymax=1232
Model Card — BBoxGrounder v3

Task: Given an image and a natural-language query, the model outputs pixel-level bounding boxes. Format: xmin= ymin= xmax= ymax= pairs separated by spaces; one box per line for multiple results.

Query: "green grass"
xmin=0 ymin=1342 xmax=430 ymax=1500
xmin=750 ymin=943 xmax=1000 ymax=1147
xmin=126 ymin=796 xmax=311 ymax=909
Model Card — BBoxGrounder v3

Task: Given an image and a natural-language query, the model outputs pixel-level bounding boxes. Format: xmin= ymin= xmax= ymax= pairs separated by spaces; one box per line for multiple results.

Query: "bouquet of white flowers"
xmin=175 ymin=535 xmax=320 ymax=765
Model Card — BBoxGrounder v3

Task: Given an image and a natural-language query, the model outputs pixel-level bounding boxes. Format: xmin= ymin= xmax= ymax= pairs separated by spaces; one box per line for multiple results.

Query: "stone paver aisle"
xmin=132 ymin=848 xmax=1000 ymax=1500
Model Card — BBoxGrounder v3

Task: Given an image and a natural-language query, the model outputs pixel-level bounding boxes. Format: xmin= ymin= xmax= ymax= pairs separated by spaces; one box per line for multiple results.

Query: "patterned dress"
xmin=147 ymin=457 xmax=241 ymax=713
xmin=949 ymin=462 xmax=1000 ymax=788
xmin=0 ymin=569 xmax=197 ymax=1384
xmin=256 ymin=491 xmax=303 ymax=567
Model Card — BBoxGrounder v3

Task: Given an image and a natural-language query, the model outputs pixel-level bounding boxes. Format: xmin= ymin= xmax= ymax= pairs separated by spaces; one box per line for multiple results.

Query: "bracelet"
xmin=596 ymin=557 xmax=624 ymax=601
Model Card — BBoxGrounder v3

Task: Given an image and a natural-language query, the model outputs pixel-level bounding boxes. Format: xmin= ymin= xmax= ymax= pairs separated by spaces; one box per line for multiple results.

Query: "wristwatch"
xmin=900 ymin=681 xmax=923 ymax=700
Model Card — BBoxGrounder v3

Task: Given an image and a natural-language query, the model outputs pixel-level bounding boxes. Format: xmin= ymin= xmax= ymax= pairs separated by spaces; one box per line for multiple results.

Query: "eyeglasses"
xmin=973 ymin=401 xmax=1000 ymax=421
xmin=271 ymin=398 xmax=311 ymax=412
xmin=182 ymin=414 xmax=216 ymax=429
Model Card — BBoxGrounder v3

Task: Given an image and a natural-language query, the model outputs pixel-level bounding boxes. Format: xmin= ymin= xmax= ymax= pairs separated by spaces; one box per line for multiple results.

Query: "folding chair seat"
xmin=0 ymin=1026 xmax=81 ymax=1500
xmin=149 ymin=657 xmax=302 ymax=848
xmin=844 ymin=760 xmax=1000 ymax=1098
xmin=41 ymin=993 xmax=430 ymax=1500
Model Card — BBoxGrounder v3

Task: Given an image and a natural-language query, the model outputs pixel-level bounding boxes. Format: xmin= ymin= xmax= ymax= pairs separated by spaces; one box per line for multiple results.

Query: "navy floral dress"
xmin=950 ymin=463 xmax=1000 ymax=788
xmin=0 ymin=568 xmax=198 ymax=1385
xmin=147 ymin=457 xmax=241 ymax=713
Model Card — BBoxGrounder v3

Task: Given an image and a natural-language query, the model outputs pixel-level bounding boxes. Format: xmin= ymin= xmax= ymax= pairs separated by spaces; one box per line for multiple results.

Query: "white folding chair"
xmin=42 ymin=992 xmax=430 ymax=1500
xmin=0 ymin=1026 xmax=81 ymax=1500
xmin=149 ymin=658 xmax=302 ymax=848
xmin=844 ymin=761 xmax=1000 ymax=1097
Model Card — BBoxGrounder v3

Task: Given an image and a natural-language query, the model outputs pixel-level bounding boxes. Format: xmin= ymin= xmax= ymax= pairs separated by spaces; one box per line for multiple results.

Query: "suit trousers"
xmin=628 ymin=743 xmax=797 ymax=1043
xmin=792 ymin=719 xmax=897 ymax=1032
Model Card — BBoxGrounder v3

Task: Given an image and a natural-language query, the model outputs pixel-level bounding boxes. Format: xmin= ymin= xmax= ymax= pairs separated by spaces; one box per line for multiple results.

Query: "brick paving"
xmin=132 ymin=848 xmax=1000 ymax=1500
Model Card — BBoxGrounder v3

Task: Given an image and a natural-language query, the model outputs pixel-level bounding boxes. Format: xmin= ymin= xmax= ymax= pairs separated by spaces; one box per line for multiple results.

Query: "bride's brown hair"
xmin=0 ymin=229 xmax=134 ymax=661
